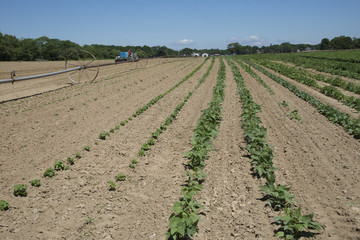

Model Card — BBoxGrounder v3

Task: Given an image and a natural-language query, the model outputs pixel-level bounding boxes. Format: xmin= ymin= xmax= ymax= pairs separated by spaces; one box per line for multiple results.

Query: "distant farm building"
xmin=202 ymin=53 xmax=209 ymax=57
xmin=192 ymin=52 xmax=200 ymax=57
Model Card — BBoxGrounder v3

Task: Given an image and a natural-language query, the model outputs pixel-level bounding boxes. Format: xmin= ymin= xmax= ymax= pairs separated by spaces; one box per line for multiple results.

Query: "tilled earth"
xmin=0 ymin=57 xmax=359 ymax=240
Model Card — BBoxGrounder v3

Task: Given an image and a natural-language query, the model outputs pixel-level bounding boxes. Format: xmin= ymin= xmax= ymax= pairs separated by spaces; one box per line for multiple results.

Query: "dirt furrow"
xmin=238 ymin=63 xmax=360 ymax=240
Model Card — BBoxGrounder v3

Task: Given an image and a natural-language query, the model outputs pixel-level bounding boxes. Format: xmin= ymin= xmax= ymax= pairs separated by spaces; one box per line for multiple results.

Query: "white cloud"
xmin=228 ymin=35 xmax=266 ymax=46
xmin=176 ymin=39 xmax=194 ymax=45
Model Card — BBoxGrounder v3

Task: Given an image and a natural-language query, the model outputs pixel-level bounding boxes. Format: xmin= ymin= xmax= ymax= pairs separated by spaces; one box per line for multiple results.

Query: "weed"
xmin=30 ymin=179 xmax=41 ymax=187
xmin=0 ymin=200 xmax=9 ymax=211
xmin=115 ymin=174 xmax=126 ymax=182
xmin=44 ymin=168 xmax=55 ymax=177
xmin=14 ymin=184 xmax=27 ymax=197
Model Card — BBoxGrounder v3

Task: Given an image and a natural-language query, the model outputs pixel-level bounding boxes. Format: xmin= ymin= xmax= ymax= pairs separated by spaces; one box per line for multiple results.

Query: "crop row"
xmin=249 ymin=59 xmax=360 ymax=112
xmin=165 ymin=57 xmax=225 ymax=239
xmin=0 ymin=58 xmax=209 ymax=209
xmin=232 ymin=58 xmax=274 ymax=94
xmin=243 ymin=59 xmax=360 ymax=139
xmin=248 ymin=53 xmax=360 ymax=80
xmin=227 ymin=58 xmax=324 ymax=239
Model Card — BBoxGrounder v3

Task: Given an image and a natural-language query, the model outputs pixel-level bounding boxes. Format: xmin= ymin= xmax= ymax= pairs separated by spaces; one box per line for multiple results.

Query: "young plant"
xmin=273 ymin=207 xmax=324 ymax=239
xmin=259 ymin=183 xmax=294 ymax=210
xmin=44 ymin=168 xmax=55 ymax=177
xmin=131 ymin=158 xmax=138 ymax=164
xmin=290 ymin=110 xmax=302 ymax=121
xmin=99 ymin=132 xmax=106 ymax=140
xmin=110 ymin=128 xmax=115 ymax=133
xmin=115 ymin=174 xmax=126 ymax=182
xmin=67 ymin=157 xmax=75 ymax=165
xmin=141 ymin=143 xmax=150 ymax=151
xmin=14 ymin=184 xmax=27 ymax=197
xmin=75 ymin=152 xmax=82 ymax=159
xmin=108 ymin=181 xmax=116 ymax=191
xmin=147 ymin=138 xmax=155 ymax=146
xmin=120 ymin=121 xmax=126 ymax=126
xmin=54 ymin=161 xmax=66 ymax=171
xmin=138 ymin=149 xmax=145 ymax=157
xmin=84 ymin=146 xmax=90 ymax=151
xmin=0 ymin=200 xmax=9 ymax=211
xmin=129 ymin=163 xmax=136 ymax=169
xmin=115 ymin=125 xmax=120 ymax=130
xmin=30 ymin=179 xmax=41 ymax=187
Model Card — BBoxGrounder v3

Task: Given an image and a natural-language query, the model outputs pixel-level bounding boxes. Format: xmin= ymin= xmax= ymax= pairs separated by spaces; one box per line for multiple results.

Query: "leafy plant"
xmin=131 ymin=159 xmax=138 ymax=164
xmin=76 ymin=152 xmax=82 ymax=159
xmin=99 ymin=132 xmax=106 ymax=140
xmin=281 ymin=101 xmax=289 ymax=108
xmin=129 ymin=163 xmax=136 ymax=169
xmin=30 ymin=179 xmax=41 ymax=187
xmin=147 ymin=138 xmax=155 ymax=146
xmin=54 ymin=161 xmax=66 ymax=171
xmin=120 ymin=121 xmax=126 ymax=126
xmin=115 ymin=125 xmax=120 ymax=130
xmin=165 ymin=194 xmax=203 ymax=239
xmin=110 ymin=128 xmax=115 ymax=133
xmin=14 ymin=184 xmax=27 ymax=197
xmin=116 ymin=174 xmax=126 ymax=182
xmin=138 ymin=149 xmax=145 ymax=157
xmin=273 ymin=207 xmax=324 ymax=239
xmin=0 ymin=200 xmax=9 ymax=211
xmin=44 ymin=167 xmax=55 ymax=177
xmin=108 ymin=181 xmax=116 ymax=191
xmin=289 ymin=110 xmax=302 ymax=121
xmin=84 ymin=146 xmax=90 ymax=151
xmin=141 ymin=144 xmax=150 ymax=151
xmin=259 ymin=183 xmax=294 ymax=210
xmin=67 ymin=157 xmax=75 ymax=165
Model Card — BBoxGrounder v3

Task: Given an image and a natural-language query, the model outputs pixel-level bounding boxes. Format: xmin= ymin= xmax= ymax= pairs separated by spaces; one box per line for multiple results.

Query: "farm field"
xmin=0 ymin=54 xmax=359 ymax=240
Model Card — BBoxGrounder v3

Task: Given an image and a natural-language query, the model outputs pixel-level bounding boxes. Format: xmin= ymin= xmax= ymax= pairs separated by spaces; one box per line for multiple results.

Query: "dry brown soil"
xmin=0 ymin=57 xmax=359 ymax=240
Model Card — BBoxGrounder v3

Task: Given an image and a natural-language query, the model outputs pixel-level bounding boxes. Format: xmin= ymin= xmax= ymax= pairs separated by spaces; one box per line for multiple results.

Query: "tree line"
xmin=0 ymin=32 xmax=359 ymax=61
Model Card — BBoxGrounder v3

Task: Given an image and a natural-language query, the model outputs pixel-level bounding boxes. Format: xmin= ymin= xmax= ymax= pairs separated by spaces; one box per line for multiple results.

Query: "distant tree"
xmin=320 ymin=38 xmax=330 ymax=50
xmin=331 ymin=36 xmax=353 ymax=49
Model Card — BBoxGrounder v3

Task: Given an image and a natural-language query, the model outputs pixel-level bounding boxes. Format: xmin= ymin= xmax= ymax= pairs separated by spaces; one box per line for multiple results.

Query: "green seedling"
xmin=86 ymin=216 xmax=95 ymax=224
xmin=30 ymin=179 xmax=40 ymax=187
xmin=138 ymin=149 xmax=145 ymax=157
xmin=54 ymin=161 xmax=66 ymax=171
xmin=131 ymin=159 xmax=138 ymax=164
xmin=115 ymin=174 xmax=126 ymax=182
xmin=109 ymin=181 xmax=116 ymax=191
xmin=115 ymin=125 xmax=120 ymax=130
xmin=14 ymin=184 xmax=27 ymax=197
xmin=120 ymin=121 xmax=126 ymax=126
xmin=129 ymin=163 xmax=136 ymax=169
xmin=99 ymin=132 xmax=106 ymax=140
xmin=76 ymin=152 xmax=82 ymax=159
xmin=67 ymin=157 xmax=75 ymax=165
xmin=0 ymin=200 xmax=9 ymax=211
xmin=44 ymin=167 xmax=55 ymax=177
xmin=147 ymin=138 xmax=155 ymax=146
xmin=289 ymin=110 xmax=302 ymax=121
xmin=110 ymin=128 xmax=115 ymax=133
xmin=141 ymin=144 xmax=150 ymax=151
xmin=84 ymin=146 xmax=90 ymax=151
xmin=274 ymin=207 xmax=324 ymax=239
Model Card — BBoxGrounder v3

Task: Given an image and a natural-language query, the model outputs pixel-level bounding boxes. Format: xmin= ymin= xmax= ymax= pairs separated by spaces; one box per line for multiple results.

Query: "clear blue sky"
xmin=1 ymin=0 xmax=359 ymax=50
